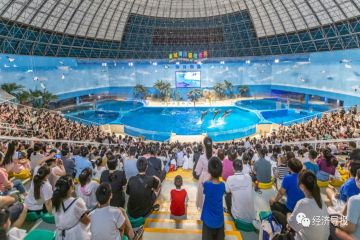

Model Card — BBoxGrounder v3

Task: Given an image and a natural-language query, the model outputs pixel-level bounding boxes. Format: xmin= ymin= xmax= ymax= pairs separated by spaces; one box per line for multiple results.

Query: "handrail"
xmin=65 ymin=114 xmax=102 ymax=126
xmin=0 ymin=126 xmax=33 ymax=132
xmin=0 ymin=135 xmax=119 ymax=146
xmin=1 ymin=135 xmax=359 ymax=148
xmin=273 ymin=137 xmax=360 ymax=146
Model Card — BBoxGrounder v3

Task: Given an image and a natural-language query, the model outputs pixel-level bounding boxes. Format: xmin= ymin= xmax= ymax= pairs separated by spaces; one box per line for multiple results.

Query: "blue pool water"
xmin=261 ymin=109 xmax=322 ymax=125
xmin=118 ymin=107 xmax=259 ymax=141
xmin=236 ymin=98 xmax=331 ymax=112
xmin=68 ymin=99 xmax=333 ymax=141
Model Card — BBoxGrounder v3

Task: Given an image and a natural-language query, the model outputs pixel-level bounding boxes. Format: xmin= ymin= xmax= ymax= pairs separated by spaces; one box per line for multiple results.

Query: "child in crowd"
xmin=76 ymin=168 xmax=99 ymax=209
xmin=242 ymin=154 xmax=251 ymax=175
xmin=169 ymin=153 xmax=177 ymax=172
xmin=201 ymin=157 xmax=225 ymax=240
xmin=304 ymin=149 xmax=319 ymax=175
xmin=93 ymin=158 xmax=106 ymax=181
xmin=274 ymin=155 xmax=288 ymax=190
xmin=89 ymin=183 xmax=138 ymax=240
xmin=183 ymin=147 xmax=194 ymax=170
xmin=170 ymin=175 xmax=188 ymax=220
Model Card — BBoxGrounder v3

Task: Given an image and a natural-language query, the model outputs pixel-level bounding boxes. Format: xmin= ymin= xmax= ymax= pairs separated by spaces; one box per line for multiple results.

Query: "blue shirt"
xmin=281 ymin=173 xmax=305 ymax=211
xmin=124 ymin=158 xmax=138 ymax=180
xmin=201 ymin=181 xmax=225 ymax=228
xmin=304 ymin=162 xmax=319 ymax=175
xmin=73 ymin=155 xmax=93 ymax=178
xmin=340 ymin=178 xmax=360 ymax=202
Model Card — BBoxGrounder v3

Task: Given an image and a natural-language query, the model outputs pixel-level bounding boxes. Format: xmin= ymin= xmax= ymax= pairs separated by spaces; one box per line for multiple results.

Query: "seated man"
xmin=326 ymin=160 xmax=360 ymax=209
xmin=90 ymin=183 xmax=136 ymax=240
xmin=225 ymin=159 xmax=255 ymax=223
xmin=253 ymin=148 xmax=272 ymax=185
xmin=127 ymin=157 xmax=161 ymax=218
xmin=146 ymin=147 xmax=163 ymax=181
xmin=269 ymin=158 xmax=304 ymax=219
xmin=72 ymin=146 xmax=93 ymax=179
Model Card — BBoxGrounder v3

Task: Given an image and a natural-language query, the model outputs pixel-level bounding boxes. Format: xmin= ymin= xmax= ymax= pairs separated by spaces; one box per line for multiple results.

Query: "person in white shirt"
xmin=225 ymin=159 xmax=256 ymax=223
xmin=52 ymin=176 xmax=90 ymax=240
xmin=182 ymin=147 xmax=193 ymax=170
xmin=287 ymin=170 xmax=330 ymax=240
xmin=24 ymin=165 xmax=53 ymax=214
xmin=76 ymin=168 xmax=99 ymax=210
xmin=90 ymin=183 xmax=138 ymax=240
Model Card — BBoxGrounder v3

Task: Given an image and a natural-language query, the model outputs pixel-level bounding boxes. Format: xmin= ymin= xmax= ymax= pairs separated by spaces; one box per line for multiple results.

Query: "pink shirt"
xmin=0 ymin=167 xmax=9 ymax=192
xmin=222 ymin=158 xmax=234 ymax=181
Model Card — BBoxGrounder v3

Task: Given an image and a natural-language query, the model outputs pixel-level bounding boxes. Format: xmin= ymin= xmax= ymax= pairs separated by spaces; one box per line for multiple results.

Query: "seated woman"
xmin=76 ymin=168 xmax=99 ymax=210
xmin=269 ymin=158 xmax=304 ymax=218
xmin=100 ymin=155 xmax=127 ymax=208
xmin=24 ymin=165 xmax=52 ymax=215
xmin=0 ymin=152 xmax=27 ymax=197
xmin=89 ymin=183 xmax=137 ymax=240
xmin=52 ymin=176 xmax=90 ymax=240
xmin=316 ymin=148 xmax=336 ymax=182
xmin=282 ymin=170 xmax=330 ymax=239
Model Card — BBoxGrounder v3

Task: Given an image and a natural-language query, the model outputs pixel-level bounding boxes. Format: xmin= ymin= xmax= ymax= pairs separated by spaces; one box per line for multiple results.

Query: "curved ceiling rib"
xmin=0 ymin=0 xmax=358 ymax=42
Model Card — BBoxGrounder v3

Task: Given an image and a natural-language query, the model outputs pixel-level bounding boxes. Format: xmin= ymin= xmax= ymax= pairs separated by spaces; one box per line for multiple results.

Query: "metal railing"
xmin=281 ymin=106 xmax=351 ymax=126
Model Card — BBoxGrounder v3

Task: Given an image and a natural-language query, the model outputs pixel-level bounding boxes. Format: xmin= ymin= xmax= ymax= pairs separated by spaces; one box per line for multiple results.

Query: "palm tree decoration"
xmin=1 ymin=83 xmax=24 ymax=95
xmin=223 ymin=80 xmax=234 ymax=98
xmin=187 ymin=89 xmax=202 ymax=104
xmin=29 ymin=89 xmax=43 ymax=108
xmin=16 ymin=90 xmax=31 ymax=104
xmin=153 ymin=80 xmax=171 ymax=100
xmin=172 ymin=89 xmax=181 ymax=101
xmin=238 ymin=85 xmax=249 ymax=97
xmin=41 ymin=90 xmax=58 ymax=108
xmin=133 ymin=84 xmax=148 ymax=100
xmin=213 ymin=83 xmax=226 ymax=99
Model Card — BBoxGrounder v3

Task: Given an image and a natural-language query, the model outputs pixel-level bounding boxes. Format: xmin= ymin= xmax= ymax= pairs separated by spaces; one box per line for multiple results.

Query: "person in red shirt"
xmin=170 ymin=175 xmax=188 ymax=220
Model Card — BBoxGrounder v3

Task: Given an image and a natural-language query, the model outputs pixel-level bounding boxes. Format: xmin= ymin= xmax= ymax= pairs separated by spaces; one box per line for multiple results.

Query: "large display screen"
xmin=175 ymin=71 xmax=201 ymax=88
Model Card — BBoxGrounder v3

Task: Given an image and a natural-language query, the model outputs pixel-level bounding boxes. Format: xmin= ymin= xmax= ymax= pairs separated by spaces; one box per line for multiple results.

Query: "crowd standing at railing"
xmin=1 ymin=103 xmax=360 ymax=239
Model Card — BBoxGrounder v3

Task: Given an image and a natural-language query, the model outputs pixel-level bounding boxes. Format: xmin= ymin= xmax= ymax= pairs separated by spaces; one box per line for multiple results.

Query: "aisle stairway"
xmin=142 ymin=169 xmax=244 ymax=240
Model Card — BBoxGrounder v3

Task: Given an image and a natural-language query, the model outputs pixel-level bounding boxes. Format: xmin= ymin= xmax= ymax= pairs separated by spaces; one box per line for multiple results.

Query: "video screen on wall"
xmin=175 ymin=71 xmax=201 ymax=88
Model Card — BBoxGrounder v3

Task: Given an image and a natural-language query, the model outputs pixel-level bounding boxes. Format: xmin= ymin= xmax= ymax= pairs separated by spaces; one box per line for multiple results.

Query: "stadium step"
xmin=148 ymin=211 xmax=232 ymax=221
xmin=144 ymin=218 xmax=236 ymax=231
xmin=143 ymin=228 xmax=242 ymax=240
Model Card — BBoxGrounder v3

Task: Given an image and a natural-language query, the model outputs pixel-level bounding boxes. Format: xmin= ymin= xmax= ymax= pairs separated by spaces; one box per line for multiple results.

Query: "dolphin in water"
xmin=221 ymin=109 xmax=232 ymax=119
xmin=213 ymin=109 xmax=221 ymax=120
xmin=201 ymin=110 xmax=208 ymax=121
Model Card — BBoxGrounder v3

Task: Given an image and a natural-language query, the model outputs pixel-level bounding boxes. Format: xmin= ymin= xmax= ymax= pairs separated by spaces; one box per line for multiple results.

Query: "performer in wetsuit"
xmin=213 ymin=109 xmax=221 ymax=120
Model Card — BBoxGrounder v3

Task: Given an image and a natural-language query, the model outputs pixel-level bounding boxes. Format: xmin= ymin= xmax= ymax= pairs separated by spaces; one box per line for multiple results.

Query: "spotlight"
xmin=246 ymin=60 xmax=251 ymax=64
xmin=128 ymin=62 xmax=133 ymax=67
xmin=152 ymin=62 xmax=158 ymax=66
xmin=274 ymin=59 xmax=279 ymax=63
xmin=176 ymin=62 xmax=180 ymax=65
xmin=220 ymin=61 xmax=225 ymax=64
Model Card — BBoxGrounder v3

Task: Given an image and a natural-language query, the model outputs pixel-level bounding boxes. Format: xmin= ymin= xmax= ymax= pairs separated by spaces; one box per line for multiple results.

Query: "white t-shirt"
xmin=25 ymin=180 xmax=53 ymax=211
xmin=30 ymin=153 xmax=45 ymax=170
xmin=89 ymin=206 xmax=125 ymax=240
xmin=54 ymin=197 xmax=90 ymax=240
xmin=288 ymin=198 xmax=329 ymax=240
xmin=225 ymin=172 xmax=255 ymax=222
xmin=76 ymin=181 xmax=99 ymax=209
xmin=242 ymin=164 xmax=251 ymax=175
